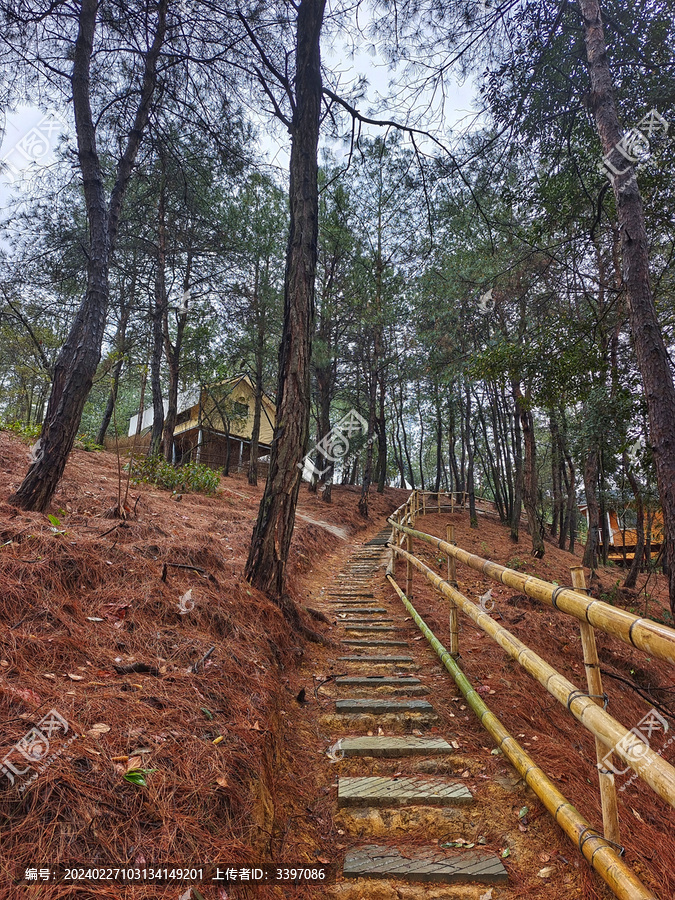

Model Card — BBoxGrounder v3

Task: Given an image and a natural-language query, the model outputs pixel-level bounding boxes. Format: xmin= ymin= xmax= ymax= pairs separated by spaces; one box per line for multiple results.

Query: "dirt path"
xmin=281 ymin=515 xmax=615 ymax=900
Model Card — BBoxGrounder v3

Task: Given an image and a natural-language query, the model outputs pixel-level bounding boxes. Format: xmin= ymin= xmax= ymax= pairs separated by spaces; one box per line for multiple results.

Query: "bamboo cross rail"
xmin=385 ymin=489 xmax=675 ymax=900
xmin=389 ymin=542 xmax=675 ymax=811
xmin=389 ymin=514 xmax=675 ymax=665
xmin=385 ymin=572 xmax=657 ymax=900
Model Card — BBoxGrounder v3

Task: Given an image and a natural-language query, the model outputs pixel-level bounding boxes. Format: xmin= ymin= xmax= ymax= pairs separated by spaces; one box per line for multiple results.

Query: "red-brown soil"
xmin=0 ymin=429 xmax=404 ymax=898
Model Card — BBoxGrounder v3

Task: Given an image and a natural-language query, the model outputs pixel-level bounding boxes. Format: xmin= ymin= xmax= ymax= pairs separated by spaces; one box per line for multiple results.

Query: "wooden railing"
xmin=386 ymin=491 xmax=675 ymax=900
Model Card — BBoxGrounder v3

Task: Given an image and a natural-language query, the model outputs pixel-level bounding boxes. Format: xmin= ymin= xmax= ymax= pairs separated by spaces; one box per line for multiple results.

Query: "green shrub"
xmin=75 ymin=434 xmax=104 ymax=451
xmin=1 ymin=420 xmax=42 ymax=441
xmin=130 ymin=456 xmax=219 ymax=495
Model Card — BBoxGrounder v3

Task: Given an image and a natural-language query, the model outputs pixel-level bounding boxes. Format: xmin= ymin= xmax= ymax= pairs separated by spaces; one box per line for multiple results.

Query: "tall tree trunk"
xmin=559 ymin=412 xmax=577 ymax=551
xmin=149 ymin=197 xmax=166 ymax=458
xmin=96 ymin=292 xmax=130 ymax=447
xmin=510 ymin=383 xmax=524 ymax=543
xmin=245 ymin=0 xmax=326 ymax=631
xmin=10 ymin=0 xmax=167 ymax=511
xmin=579 ymin=0 xmax=675 ymax=616
xmin=549 ymin=411 xmax=562 ymax=538
xmin=376 ymin=374 xmax=387 ymax=492
xmin=161 ymin=279 xmax=189 ymax=462
xmin=359 ymin=375 xmax=377 ymax=517
xmin=248 ymin=365 xmax=264 ymax=486
xmin=513 ymin=381 xmax=543 ymax=557
xmin=623 ymin=452 xmax=645 ymax=590
xmin=583 ymin=446 xmax=600 ymax=569
xmin=465 ymin=384 xmax=477 ymax=528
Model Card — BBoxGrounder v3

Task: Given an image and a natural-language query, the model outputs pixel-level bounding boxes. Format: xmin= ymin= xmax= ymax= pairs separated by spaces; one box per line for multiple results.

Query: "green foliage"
xmin=75 ymin=434 xmax=104 ymax=452
xmin=123 ymin=767 xmax=157 ymax=788
xmin=0 ymin=420 xmax=42 ymax=441
xmin=130 ymin=456 xmax=220 ymax=495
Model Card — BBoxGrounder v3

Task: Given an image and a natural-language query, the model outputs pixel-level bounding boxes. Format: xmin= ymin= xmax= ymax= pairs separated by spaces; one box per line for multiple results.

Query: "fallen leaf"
xmin=538 ymin=866 xmax=555 ymax=878
xmin=68 ymin=674 xmax=85 ymax=681
xmin=13 ymin=688 xmax=42 ymax=705
xmin=631 ymin=808 xmax=645 ymax=823
xmin=43 ymin=673 xmax=56 ymax=680
xmin=216 ymin=776 xmax=229 ymax=789
xmin=317 ymin=856 xmax=330 ymax=864
xmin=87 ymin=723 xmax=111 ymax=736
xmin=126 ymin=755 xmax=143 ymax=772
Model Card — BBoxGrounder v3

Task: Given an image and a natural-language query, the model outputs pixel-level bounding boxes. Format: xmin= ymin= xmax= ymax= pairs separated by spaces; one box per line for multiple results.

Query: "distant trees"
xmin=5 ymin=0 xmax=169 ymax=511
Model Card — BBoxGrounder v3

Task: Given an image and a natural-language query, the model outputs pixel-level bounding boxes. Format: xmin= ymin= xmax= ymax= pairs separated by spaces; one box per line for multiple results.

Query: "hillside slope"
xmin=0 ymin=431 xmax=405 ymax=897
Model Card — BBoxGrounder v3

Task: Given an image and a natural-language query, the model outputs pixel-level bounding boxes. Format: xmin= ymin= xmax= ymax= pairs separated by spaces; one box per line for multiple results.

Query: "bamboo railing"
xmin=386 ymin=490 xmax=675 ymax=900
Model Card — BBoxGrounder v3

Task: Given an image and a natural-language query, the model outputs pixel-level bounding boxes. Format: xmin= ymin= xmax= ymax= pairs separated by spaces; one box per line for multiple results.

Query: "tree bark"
xmin=510 ymin=386 xmax=523 ymax=542
xmin=245 ymin=0 xmax=326 ymax=627
xmin=579 ymin=0 xmax=675 ymax=616
xmin=96 ymin=285 xmax=130 ymax=447
xmin=10 ymin=0 xmax=167 ymax=511
xmin=513 ymin=382 xmax=544 ymax=557
xmin=623 ymin=452 xmax=645 ymax=590
xmin=583 ymin=446 xmax=600 ymax=569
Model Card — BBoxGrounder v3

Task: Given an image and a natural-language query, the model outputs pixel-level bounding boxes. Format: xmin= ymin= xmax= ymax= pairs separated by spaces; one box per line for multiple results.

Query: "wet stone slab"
xmin=337 ymin=775 xmax=473 ymax=808
xmin=335 ymin=699 xmax=435 ymax=715
xmin=338 ymin=655 xmax=414 ymax=664
xmin=341 ymin=640 xmax=410 ymax=648
xmin=338 ymin=736 xmax=455 ymax=758
xmin=342 ymin=845 xmax=508 ymax=884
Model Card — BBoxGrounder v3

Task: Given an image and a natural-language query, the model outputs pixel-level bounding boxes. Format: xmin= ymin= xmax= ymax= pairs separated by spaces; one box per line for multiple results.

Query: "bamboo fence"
xmin=385 ymin=490 xmax=675 ymax=900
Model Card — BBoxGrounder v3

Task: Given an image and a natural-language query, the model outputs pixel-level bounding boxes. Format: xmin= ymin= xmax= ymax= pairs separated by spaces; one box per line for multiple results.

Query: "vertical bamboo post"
xmin=447 ymin=524 xmax=459 ymax=656
xmin=571 ymin=565 xmax=621 ymax=844
xmin=451 ymin=492 xmax=454 ymax=515
xmin=422 ymin=491 xmax=426 ymax=516
xmin=438 ymin=491 xmax=441 ymax=513
xmin=406 ymin=534 xmax=413 ymax=598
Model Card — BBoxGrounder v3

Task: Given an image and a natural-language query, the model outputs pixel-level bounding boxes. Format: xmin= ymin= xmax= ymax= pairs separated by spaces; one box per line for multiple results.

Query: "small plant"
xmin=123 ymin=767 xmax=157 ymax=787
xmin=130 ymin=456 xmax=219 ymax=495
xmin=0 ymin=420 xmax=42 ymax=441
xmin=75 ymin=434 xmax=104 ymax=452
xmin=508 ymin=557 xmax=526 ymax=571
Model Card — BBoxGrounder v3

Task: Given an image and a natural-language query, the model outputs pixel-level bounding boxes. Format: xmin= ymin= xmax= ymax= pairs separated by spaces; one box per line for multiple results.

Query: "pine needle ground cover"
xmin=0 ymin=429 xmax=403 ymax=899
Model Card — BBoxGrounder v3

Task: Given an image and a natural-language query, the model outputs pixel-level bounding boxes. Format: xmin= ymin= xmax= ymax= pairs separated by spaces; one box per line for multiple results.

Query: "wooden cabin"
xmin=578 ymin=503 xmax=663 ymax=563
xmin=127 ymin=374 xmax=276 ymax=472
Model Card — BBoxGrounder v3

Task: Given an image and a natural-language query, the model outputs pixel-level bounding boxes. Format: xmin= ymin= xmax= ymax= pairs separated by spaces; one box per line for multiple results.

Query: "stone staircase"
xmin=319 ymin=529 xmax=508 ymax=897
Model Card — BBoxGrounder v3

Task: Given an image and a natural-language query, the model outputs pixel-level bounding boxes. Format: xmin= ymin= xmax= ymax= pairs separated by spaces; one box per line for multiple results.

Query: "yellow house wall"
xmin=173 ymin=378 xmax=275 ymax=446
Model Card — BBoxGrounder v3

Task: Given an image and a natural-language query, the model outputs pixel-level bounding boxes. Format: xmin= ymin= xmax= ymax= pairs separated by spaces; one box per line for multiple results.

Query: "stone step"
xmin=338 ymin=655 xmax=415 ymax=664
xmin=341 ymin=640 xmax=409 ymax=648
xmin=336 ymin=676 xmax=422 ymax=687
xmin=332 ymin=607 xmax=388 ymax=614
xmin=335 ymin=699 xmax=435 ymax=715
xmin=338 ymin=736 xmax=455 ymax=758
xmin=338 ymin=775 xmax=472 ymax=808
xmin=343 ymin=625 xmax=405 ymax=632
xmin=343 ymin=845 xmax=507 ymax=885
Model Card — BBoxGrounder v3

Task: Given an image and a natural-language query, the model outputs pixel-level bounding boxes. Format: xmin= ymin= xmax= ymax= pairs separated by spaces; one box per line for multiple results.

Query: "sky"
xmin=0 ymin=15 xmax=480 ymax=208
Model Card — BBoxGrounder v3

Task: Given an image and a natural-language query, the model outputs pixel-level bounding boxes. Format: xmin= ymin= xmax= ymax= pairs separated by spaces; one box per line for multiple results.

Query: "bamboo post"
xmin=422 ymin=491 xmax=426 ymax=517
xmin=406 ymin=533 xmax=413 ymax=598
xmin=447 ymin=524 xmax=459 ymax=656
xmin=571 ymin=565 xmax=621 ymax=845
xmin=451 ymin=491 xmax=454 ymax=515
xmin=438 ymin=491 xmax=441 ymax=513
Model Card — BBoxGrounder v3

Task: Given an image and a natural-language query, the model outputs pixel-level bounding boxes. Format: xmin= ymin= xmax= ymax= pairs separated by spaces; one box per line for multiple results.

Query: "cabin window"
xmin=233 ymin=401 xmax=249 ymax=418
